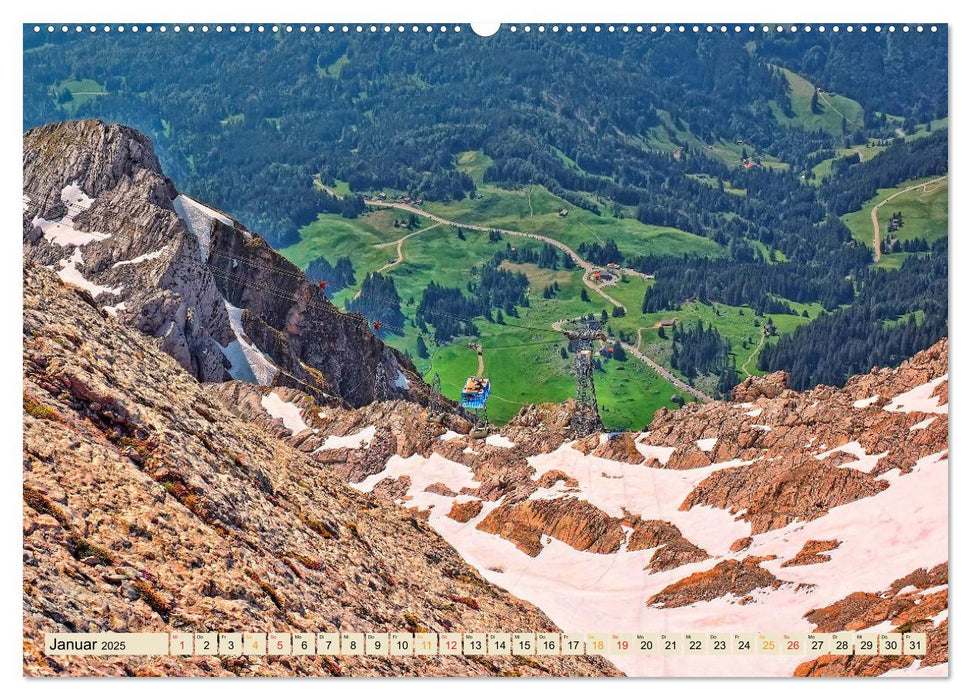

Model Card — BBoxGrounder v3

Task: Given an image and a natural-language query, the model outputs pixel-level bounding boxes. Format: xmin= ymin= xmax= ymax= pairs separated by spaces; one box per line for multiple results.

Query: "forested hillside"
xmin=24 ymin=28 xmax=944 ymax=246
xmin=23 ymin=25 xmax=947 ymax=405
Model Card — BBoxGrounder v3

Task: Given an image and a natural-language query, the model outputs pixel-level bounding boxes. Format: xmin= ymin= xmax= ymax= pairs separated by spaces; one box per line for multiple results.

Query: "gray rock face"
xmin=23 ymin=119 xmax=426 ymax=406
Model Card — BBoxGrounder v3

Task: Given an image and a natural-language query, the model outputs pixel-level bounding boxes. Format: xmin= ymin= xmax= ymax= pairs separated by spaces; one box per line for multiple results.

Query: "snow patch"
xmin=485 ymin=434 xmax=516 ymax=448
xmin=112 ymin=244 xmax=170 ymax=268
xmin=696 ymin=437 xmax=717 ymax=452
xmin=103 ymin=302 xmax=127 ymax=317
xmin=883 ymin=375 xmax=947 ymax=415
xmin=633 ymin=440 xmax=676 ymax=464
xmin=56 ymin=249 xmax=123 ymax=298
xmin=31 ymin=182 xmax=110 ymax=247
xmin=173 ymin=194 xmax=232 ymax=261
xmin=34 ymin=217 xmax=110 ymax=247
xmin=260 ymin=391 xmax=310 ymax=435
xmin=744 ymin=407 xmax=763 ymax=417
xmin=350 ymin=431 xmax=947 ymax=677
xmin=528 ymin=444 xmax=752 ymax=554
xmin=394 ymin=369 xmax=410 ymax=389
xmin=853 ymin=395 xmax=879 ymax=408
xmin=815 ymin=441 xmax=888 ymax=474
xmin=353 ymin=453 xmax=481 ymax=502
xmin=438 ymin=430 xmax=462 ymax=441
xmin=910 ymin=417 xmax=937 ymax=431
xmin=316 ymin=425 xmax=376 ymax=451
xmin=218 ymin=301 xmax=278 ymax=385
xmin=60 ymin=182 xmax=94 ymax=214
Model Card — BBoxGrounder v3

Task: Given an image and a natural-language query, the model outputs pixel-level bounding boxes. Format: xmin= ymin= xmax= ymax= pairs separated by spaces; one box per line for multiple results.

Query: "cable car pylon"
xmin=561 ymin=316 xmax=606 ymax=437
xmin=425 ymin=373 xmax=447 ymax=424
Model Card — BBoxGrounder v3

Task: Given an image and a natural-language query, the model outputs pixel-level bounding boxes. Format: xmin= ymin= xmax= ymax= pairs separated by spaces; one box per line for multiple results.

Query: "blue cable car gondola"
xmin=460 ymin=376 xmax=490 ymax=409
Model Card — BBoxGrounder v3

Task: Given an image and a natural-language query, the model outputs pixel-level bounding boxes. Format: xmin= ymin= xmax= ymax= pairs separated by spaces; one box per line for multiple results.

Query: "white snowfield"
xmin=55 ymin=249 xmax=123 ymax=299
xmin=33 ymin=182 xmax=111 ymax=248
xmin=219 ymin=301 xmax=279 ymax=386
xmin=349 ymin=403 xmax=947 ymax=677
xmin=814 ymin=441 xmax=889 ymax=475
xmin=112 ymin=244 xmax=170 ymax=268
xmin=172 ymin=194 xmax=232 ymax=261
xmin=633 ymin=435 xmax=675 ymax=464
xmin=103 ymin=301 xmax=127 ymax=317
xmin=910 ymin=417 xmax=937 ymax=432
xmin=485 ymin=434 xmax=516 ymax=448
xmin=883 ymin=375 xmax=948 ymax=415
xmin=394 ymin=370 xmax=411 ymax=389
xmin=316 ymin=425 xmax=376 ymax=452
xmin=260 ymin=391 xmax=310 ymax=436
xmin=356 ymin=453 xmax=481 ymax=505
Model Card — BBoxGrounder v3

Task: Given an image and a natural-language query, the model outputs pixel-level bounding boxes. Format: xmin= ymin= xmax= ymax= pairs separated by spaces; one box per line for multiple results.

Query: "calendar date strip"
xmin=43 ymin=631 xmax=927 ymax=658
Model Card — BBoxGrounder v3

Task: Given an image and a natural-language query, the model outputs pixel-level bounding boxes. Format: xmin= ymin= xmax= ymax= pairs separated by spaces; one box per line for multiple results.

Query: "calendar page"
xmin=21 ymin=20 xmax=948 ymax=679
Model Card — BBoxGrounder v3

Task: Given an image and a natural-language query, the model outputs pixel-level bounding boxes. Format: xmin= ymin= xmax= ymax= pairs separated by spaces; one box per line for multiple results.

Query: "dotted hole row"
xmin=31 ymin=24 xmax=940 ymax=35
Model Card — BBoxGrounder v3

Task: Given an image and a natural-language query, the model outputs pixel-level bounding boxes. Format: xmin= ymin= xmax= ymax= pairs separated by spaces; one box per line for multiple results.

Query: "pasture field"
xmin=768 ymin=65 xmax=864 ymax=137
xmin=841 ymin=176 xmax=948 ymax=252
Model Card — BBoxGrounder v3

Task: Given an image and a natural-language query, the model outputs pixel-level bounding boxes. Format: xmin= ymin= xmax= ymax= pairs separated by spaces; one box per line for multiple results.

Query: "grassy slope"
xmin=841 ymin=176 xmax=948 ymax=251
xmin=424 ymin=182 xmax=723 ymax=259
xmin=645 ymin=111 xmax=788 ymax=171
xmin=54 ymin=78 xmax=106 ymax=114
xmin=811 ymin=144 xmax=886 ymax=181
xmin=769 ymin=65 xmax=864 ymax=137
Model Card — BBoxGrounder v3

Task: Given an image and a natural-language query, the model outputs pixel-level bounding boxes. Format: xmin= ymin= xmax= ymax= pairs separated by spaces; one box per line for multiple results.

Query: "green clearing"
xmin=52 ymin=78 xmax=107 ymax=114
xmin=632 ymin=299 xmax=821 ymax=382
xmin=645 ymin=111 xmax=788 ymax=171
xmin=320 ymin=52 xmax=350 ymax=78
xmin=841 ymin=176 xmax=948 ymax=251
xmin=688 ymin=173 xmax=747 ymax=196
xmin=455 ymin=149 xmax=494 ymax=186
xmin=281 ymin=208 xmax=436 ymax=300
xmin=420 ymin=262 xmax=682 ymax=428
xmin=283 ymin=211 xmax=692 ymax=428
xmin=811 ymin=144 xmax=887 ymax=181
xmin=769 ymin=66 xmax=864 ymax=137
xmin=903 ymin=117 xmax=949 ymax=142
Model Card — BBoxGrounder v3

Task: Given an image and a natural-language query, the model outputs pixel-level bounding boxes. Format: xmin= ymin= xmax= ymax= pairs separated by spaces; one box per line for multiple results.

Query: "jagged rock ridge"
xmin=23 ymin=120 xmax=424 ymax=407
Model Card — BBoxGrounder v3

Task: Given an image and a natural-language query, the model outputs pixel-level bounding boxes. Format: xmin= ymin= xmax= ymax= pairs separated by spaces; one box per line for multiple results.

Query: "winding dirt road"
xmin=741 ymin=331 xmax=766 ymax=379
xmin=621 ymin=342 xmax=715 ymax=403
xmin=366 ymin=199 xmax=652 ymax=310
xmin=870 ymin=176 xmax=947 ymax=262
xmin=375 ymin=222 xmax=442 ymax=273
xmin=368 ymin=199 xmax=712 ymax=401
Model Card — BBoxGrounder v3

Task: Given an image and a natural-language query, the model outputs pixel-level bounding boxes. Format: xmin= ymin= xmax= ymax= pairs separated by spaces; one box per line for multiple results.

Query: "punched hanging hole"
xmin=470 ymin=23 xmax=501 ymax=37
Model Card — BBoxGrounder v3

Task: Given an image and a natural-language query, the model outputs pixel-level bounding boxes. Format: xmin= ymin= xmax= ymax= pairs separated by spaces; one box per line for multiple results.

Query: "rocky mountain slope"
xmin=23 ymin=264 xmax=618 ymax=678
xmin=23 ymin=120 xmax=423 ymax=407
xmin=22 ymin=119 xmax=948 ymax=679
xmin=226 ymin=340 xmax=949 ymax=677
